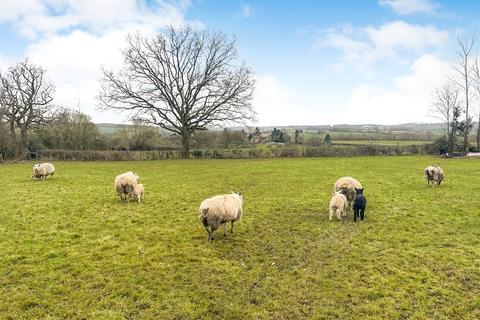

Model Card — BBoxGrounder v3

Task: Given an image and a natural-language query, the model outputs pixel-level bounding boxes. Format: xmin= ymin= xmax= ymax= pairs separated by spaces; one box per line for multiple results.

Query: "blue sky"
xmin=0 ymin=0 xmax=479 ymax=125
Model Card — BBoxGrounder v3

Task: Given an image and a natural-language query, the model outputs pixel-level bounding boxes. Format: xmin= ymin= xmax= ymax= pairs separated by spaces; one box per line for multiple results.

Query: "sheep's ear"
xmin=238 ymin=192 xmax=242 ymax=196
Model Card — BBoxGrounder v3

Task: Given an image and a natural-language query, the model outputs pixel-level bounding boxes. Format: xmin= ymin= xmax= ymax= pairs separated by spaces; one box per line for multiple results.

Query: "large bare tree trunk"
xmin=18 ymin=126 xmax=28 ymax=159
xmin=181 ymin=131 xmax=191 ymax=159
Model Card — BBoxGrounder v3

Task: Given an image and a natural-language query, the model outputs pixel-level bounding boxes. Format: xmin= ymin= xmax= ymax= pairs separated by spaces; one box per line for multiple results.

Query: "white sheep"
xmin=31 ymin=163 xmax=41 ymax=180
xmin=132 ymin=183 xmax=144 ymax=203
xmin=114 ymin=171 xmax=139 ymax=201
xmin=329 ymin=190 xmax=347 ymax=221
xmin=199 ymin=192 xmax=243 ymax=242
xmin=333 ymin=176 xmax=362 ymax=210
xmin=424 ymin=165 xmax=444 ymax=187
xmin=32 ymin=163 xmax=55 ymax=181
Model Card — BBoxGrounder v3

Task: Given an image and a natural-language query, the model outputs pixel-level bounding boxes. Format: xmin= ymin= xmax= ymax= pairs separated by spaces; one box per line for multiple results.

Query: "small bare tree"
xmin=471 ymin=58 xmax=480 ymax=148
xmin=449 ymin=34 xmax=476 ymax=152
xmin=0 ymin=60 xmax=55 ymax=157
xmin=98 ymin=27 xmax=256 ymax=158
xmin=430 ymin=83 xmax=461 ymax=152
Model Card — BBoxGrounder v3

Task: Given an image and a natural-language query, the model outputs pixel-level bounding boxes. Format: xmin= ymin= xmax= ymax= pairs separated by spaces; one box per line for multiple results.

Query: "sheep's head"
xmin=231 ymin=191 xmax=243 ymax=201
xmin=132 ymin=171 xmax=140 ymax=180
xmin=355 ymin=188 xmax=364 ymax=195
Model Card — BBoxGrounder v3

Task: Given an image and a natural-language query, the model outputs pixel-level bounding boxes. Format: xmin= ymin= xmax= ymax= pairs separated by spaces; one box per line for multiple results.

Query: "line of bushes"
xmin=35 ymin=144 xmax=435 ymax=161
xmin=37 ymin=149 xmax=185 ymax=161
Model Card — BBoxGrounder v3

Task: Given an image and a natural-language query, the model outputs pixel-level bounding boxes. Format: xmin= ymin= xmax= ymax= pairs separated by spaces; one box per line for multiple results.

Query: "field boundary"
xmin=35 ymin=144 xmax=435 ymax=161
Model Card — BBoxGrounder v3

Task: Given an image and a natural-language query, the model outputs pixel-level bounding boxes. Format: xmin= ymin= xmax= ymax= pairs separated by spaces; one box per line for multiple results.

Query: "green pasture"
xmin=333 ymin=140 xmax=432 ymax=146
xmin=0 ymin=156 xmax=479 ymax=319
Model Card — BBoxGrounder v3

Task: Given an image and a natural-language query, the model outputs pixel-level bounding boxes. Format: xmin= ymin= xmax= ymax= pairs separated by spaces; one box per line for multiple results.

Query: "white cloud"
xmin=319 ymin=21 xmax=448 ymax=70
xmin=0 ymin=0 xmax=44 ymax=24
xmin=379 ymin=0 xmax=439 ymax=15
xmin=253 ymin=75 xmax=309 ymax=126
xmin=0 ymin=54 xmax=9 ymax=70
xmin=343 ymin=54 xmax=451 ymax=124
xmin=1 ymin=0 xmax=193 ymax=38
xmin=240 ymin=3 xmax=254 ymax=18
xmin=8 ymin=0 xmax=197 ymax=123
xmin=25 ymin=29 xmax=130 ymax=123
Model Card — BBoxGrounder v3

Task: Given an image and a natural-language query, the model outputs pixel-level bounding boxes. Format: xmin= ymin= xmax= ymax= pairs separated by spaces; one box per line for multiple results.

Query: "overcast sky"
xmin=0 ymin=0 xmax=478 ymax=126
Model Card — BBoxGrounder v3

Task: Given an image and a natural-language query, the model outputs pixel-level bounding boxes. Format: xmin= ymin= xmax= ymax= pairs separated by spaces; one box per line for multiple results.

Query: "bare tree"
xmin=51 ymin=108 xmax=100 ymax=150
xmin=449 ymin=35 xmax=476 ymax=152
xmin=0 ymin=60 xmax=55 ymax=157
xmin=430 ymin=83 xmax=461 ymax=153
xmin=471 ymin=58 xmax=480 ymax=148
xmin=98 ymin=27 xmax=256 ymax=158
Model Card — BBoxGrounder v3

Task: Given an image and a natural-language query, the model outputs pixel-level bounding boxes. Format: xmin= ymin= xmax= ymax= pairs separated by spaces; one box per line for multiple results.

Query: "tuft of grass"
xmin=0 ymin=156 xmax=480 ymax=319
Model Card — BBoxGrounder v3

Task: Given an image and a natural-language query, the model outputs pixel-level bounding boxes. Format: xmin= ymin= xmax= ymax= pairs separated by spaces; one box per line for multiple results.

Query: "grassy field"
xmin=1 ymin=157 xmax=480 ymax=319
xmin=333 ymin=140 xmax=432 ymax=146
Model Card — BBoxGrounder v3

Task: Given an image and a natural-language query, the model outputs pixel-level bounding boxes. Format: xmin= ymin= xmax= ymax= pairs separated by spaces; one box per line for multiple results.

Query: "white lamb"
xmin=132 ymin=184 xmax=144 ymax=203
xmin=199 ymin=192 xmax=244 ymax=242
xmin=32 ymin=163 xmax=55 ymax=181
xmin=329 ymin=190 xmax=347 ymax=221
xmin=114 ymin=171 xmax=139 ymax=201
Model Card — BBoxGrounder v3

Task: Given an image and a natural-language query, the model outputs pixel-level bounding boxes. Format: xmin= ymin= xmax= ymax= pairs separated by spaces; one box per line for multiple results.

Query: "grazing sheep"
xmin=333 ymin=176 xmax=362 ymax=210
xmin=31 ymin=164 xmax=41 ymax=180
xmin=114 ymin=171 xmax=139 ymax=201
xmin=329 ymin=191 xmax=347 ymax=221
xmin=199 ymin=192 xmax=243 ymax=242
xmin=353 ymin=188 xmax=367 ymax=222
xmin=132 ymin=183 xmax=144 ymax=203
xmin=32 ymin=163 xmax=55 ymax=181
xmin=424 ymin=165 xmax=444 ymax=187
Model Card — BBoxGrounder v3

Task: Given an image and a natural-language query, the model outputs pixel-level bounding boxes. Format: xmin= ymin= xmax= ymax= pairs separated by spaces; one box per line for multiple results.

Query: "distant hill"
xmin=96 ymin=123 xmax=132 ymax=134
xmin=95 ymin=122 xmax=476 ymax=134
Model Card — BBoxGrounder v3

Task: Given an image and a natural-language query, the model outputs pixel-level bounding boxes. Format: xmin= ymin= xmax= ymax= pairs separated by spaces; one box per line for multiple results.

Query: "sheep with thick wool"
xmin=31 ymin=164 xmax=41 ymax=180
xmin=424 ymin=165 xmax=444 ymax=187
xmin=329 ymin=190 xmax=347 ymax=221
xmin=114 ymin=171 xmax=139 ymax=201
xmin=132 ymin=183 xmax=144 ymax=203
xmin=333 ymin=176 xmax=362 ymax=210
xmin=32 ymin=163 xmax=55 ymax=181
xmin=199 ymin=192 xmax=243 ymax=242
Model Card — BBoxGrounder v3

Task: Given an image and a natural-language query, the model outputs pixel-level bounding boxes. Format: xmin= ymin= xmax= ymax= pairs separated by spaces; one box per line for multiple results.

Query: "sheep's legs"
xmin=223 ymin=224 xmax=227 ymax=237
xmin=354 ymin=208 xmax=359 ymax=222
xmin=329 ymin=208 xmax=333 ymax=221
xmin=205 ymin=226 xmax=213 ymax=242
xmin=336 ymin=210 xmax=342 ymax=221
xmin=230 ymin=221 xmax=235 ymax=234
xmin=360 ymin=208 xmax=365 ymax=221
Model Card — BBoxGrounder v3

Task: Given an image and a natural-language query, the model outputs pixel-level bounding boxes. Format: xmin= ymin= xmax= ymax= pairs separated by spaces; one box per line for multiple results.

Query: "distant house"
xmin=361 ymin=125 xmax=373 ymax=131
xmin=250 ymin=133 xmax=271 ymax=144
